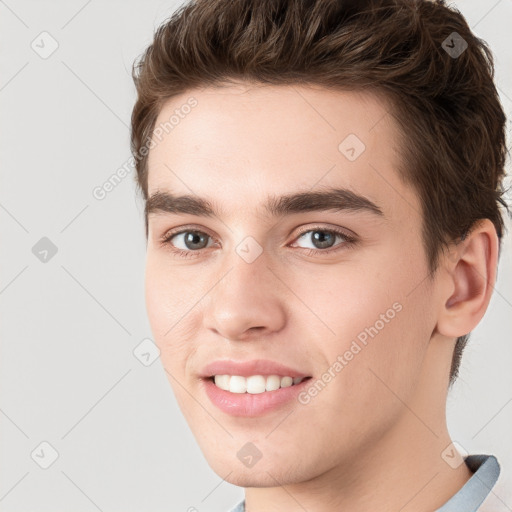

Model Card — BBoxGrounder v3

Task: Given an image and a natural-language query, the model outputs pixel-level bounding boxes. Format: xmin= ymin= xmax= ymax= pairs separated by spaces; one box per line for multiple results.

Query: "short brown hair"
xmin=131 ymin=0 xmax=509 ymax=384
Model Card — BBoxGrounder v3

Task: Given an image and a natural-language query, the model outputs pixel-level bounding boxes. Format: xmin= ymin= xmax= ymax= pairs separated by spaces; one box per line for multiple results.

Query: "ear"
xmin=435 ymin=219 xmax=499 ymax=338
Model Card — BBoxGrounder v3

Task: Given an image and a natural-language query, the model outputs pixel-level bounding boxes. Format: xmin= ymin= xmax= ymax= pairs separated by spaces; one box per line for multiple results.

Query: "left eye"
xmin=292 ymin=228 xmax=351 ymax=250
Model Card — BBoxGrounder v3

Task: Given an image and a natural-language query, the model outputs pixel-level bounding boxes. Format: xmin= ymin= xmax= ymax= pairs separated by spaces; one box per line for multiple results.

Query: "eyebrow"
xmin=145 ymin=187 xmax=384 ymax=222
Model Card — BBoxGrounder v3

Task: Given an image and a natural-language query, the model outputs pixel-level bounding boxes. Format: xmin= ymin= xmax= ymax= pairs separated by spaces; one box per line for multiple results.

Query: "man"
xmin=130 ymin=0 xmax=508 ymax=510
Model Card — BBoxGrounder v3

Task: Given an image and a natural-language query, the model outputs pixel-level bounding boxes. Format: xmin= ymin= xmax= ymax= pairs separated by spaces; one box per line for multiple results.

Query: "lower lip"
xmin=201 ymin=377 xmax=312 ymax=417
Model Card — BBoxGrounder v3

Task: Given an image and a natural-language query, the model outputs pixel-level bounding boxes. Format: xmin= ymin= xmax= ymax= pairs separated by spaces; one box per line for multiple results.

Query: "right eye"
xmin=160 ymin=228 xmax=218 ymax=257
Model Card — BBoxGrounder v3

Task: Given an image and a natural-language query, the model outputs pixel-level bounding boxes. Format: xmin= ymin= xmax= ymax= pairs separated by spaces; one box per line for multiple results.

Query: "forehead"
xmin=146 ymin=83 xmax=418 ymax=222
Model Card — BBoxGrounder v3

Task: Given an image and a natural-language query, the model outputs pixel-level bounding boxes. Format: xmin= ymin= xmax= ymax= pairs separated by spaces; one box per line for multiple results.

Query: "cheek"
xmin=292 ymin=247 xmax=432 ymax=388
xmin=145 ymin=266 xmax=197 ymax=410
xmin=291 ymin=281 xmax=432 ymax=447
xmin=144 ymin=255 xmax=198 ymax=370
xmin=144 ymin=262 xmax=170 ymax=340
xmin=145 ymin=253 xmax=195 ymax=335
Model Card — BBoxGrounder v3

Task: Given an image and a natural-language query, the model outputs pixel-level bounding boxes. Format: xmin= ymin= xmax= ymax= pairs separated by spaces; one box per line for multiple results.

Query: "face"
xmin=144 ymin=83 xmax=441 ymax=486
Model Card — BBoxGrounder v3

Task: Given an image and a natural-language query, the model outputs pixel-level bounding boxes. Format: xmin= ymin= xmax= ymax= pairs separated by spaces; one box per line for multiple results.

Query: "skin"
xmin=144 ymin=83 xmax=498 ymax=512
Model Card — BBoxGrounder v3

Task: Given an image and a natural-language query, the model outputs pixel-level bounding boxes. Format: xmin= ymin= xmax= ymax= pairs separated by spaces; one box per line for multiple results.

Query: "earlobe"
xmin=436 ymin=219 xmax=499 ymax=338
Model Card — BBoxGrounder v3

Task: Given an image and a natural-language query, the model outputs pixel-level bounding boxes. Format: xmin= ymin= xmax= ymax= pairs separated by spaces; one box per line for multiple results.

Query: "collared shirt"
xmin=228 ymin=454 xmax=500 ymax=512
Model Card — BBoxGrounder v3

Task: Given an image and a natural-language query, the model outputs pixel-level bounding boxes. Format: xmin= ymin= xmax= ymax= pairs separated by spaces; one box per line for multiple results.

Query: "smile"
xmin=211 ymin=374 xmax=309 ymax=394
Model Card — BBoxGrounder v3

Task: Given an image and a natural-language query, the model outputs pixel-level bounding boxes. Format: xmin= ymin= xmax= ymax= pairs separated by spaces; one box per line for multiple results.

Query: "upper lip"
xmin=200 ymin=359 xmax=311 ymax=379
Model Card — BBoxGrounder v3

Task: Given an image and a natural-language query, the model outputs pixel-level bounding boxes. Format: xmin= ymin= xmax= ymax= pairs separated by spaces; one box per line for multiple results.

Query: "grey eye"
xmin=171 ymin=231 xmax=211 ymax=250
xmin=295 ymin=230 xmax=340 ymax=250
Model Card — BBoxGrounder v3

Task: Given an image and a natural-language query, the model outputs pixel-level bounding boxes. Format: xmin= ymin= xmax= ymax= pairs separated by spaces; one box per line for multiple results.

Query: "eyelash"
xmin=159 ymin=224 xmax=357 ymax=259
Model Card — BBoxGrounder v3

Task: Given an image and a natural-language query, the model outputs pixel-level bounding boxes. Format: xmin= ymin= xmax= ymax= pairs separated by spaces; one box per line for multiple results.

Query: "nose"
xmin=202 ymin=249 xmax=287 ymax=342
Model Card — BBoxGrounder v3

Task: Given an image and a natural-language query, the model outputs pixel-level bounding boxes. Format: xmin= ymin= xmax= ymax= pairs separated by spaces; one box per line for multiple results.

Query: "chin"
xmin=220 ymin=469 xmax=292 ymax=488
xmin=205 ymin=452 xmax=312 ymax=488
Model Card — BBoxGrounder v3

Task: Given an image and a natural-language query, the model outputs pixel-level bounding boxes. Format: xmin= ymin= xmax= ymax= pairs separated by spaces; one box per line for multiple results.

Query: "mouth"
xmin=206 ymin=374 xmax=313 ymax=394
xmin=201 ymin=374 xmax=314 ymax=417
xmin=198 ymin=359 xmax=313 ymax=416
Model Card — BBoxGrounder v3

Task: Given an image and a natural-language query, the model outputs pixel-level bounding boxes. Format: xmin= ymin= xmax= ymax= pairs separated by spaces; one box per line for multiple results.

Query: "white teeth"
xmin=247 ymin=375 xmax=266 ymax=394
xmin=280 ymin=376 xmax=293 ymax=388
xmin=213 ymin=375 xmax=230 ymax=391
xmin=212 ymin=374 xmax=307 ymax=394
xmin=229 ymin=375 xmax=247 ymax=394
xmin=266 ymin=375 xmax=281 ymax=391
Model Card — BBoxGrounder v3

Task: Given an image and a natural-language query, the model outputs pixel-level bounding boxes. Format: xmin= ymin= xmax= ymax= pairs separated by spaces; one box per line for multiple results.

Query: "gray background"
xmin=0 ymin=1 xmax=511 ymax=511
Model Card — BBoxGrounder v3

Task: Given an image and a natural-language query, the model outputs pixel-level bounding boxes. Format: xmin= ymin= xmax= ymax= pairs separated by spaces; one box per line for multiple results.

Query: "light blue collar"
xmin=435 ymin=454 xmax=500 ymax=512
